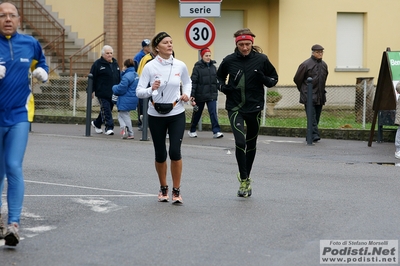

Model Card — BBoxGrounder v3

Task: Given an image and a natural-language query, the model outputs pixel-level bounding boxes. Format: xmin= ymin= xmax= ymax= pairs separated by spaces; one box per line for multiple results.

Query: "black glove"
xmin=219 ymin=84 xmax=235 ymax=95
xmin=254 ymin=69 xmax=277 ymax=88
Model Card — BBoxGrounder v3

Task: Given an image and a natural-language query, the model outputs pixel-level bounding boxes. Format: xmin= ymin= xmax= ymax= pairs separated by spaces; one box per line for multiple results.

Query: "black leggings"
xmin=148 ymin=112 xmax=186 ymax=162
xmin=228 ymin=110 xmax=261 ymax=180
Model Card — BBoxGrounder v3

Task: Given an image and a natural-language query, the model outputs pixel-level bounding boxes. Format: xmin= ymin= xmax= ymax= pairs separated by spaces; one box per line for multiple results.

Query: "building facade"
xmin=45 ymin=0 xmax=400 ymax=86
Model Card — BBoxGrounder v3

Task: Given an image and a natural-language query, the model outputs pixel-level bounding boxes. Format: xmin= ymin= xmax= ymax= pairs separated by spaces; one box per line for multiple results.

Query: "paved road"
xmin=1 ymin=123 xmax=399 ymax=266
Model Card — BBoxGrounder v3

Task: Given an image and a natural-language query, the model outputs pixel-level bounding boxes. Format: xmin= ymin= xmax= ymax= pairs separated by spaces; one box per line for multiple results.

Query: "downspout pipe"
xmin=117 ymin=0 xmax=123 ymax=65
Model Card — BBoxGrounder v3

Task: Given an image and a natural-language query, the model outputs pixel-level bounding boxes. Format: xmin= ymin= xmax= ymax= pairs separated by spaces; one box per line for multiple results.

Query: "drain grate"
xmin=368 ymin=162 xmax=400 ymax=166
xmin=346 ymin=162 xmax=400 ymax=167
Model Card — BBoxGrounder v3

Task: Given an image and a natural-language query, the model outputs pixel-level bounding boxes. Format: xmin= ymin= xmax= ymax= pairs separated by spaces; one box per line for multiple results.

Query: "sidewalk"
xmin=32 ymin=114 xmax=397 ymax=142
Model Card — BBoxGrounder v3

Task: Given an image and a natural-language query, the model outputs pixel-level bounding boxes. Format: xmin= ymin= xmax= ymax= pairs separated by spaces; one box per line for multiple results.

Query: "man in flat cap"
xmin=294 ymin=44 xmax=328 ymax=142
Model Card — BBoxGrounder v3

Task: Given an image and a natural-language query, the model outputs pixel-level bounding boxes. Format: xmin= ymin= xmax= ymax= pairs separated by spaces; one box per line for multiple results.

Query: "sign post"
xmin=179 ymin=0 xmax=222 ymax=17
xmin=181 ymin=1 xmax=221 ymax=132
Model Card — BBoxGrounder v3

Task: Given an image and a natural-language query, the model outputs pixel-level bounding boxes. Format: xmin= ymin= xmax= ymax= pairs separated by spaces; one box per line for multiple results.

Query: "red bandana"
xmin=235 ymin=35 xmax=254 ymax=44
xmin=200 ymin=48 xmax=211 ymax=58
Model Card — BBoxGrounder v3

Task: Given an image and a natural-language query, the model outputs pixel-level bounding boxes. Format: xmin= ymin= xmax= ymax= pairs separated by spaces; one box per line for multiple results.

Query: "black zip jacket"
xmin=217 ymin=49 xmax=278 ymax=113
xmin=190 ymin=59 xmax=218 ymax=102
xmin=90 ymin=57 xmax=121 ymax=99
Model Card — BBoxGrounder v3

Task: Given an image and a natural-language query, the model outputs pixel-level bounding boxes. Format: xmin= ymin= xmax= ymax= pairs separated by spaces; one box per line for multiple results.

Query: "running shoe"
xmin=0 ymin=215 xmax=5 ymax=240
xmin=4 ymin=222 xmax=20 ymax=246
xmin=91 ymin=121 xmax=103 ymax=134
xmin=213 ymin=132 xmax=224 ymax=139
xmin=187 ymin=131 xmax=197 ymax=138
xmin=237 ymin=173 xmax=252 ymax=198
xmin=121 ymin=127 xmax=128 ymax=139
xmin=172 ymin=187 xmax=183 ymax=204
xmin=158 ymin=186 xmax=169 ymax=202
xmin=105 ymin=129 xmax=114 ymax=135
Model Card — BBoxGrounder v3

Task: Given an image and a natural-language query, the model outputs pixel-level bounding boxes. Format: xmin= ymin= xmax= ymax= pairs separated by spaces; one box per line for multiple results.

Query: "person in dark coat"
xmin=293 ymin=44 xmax=328 ymax=142
xmin=188 ymin=47 xmax=223 ymax=139
xmin=217 ymin=28 xmax=278 ymax=198
xmin=112 ymin=59 xmax=139 ymax=139
xmin=90 ymin=45 xmax=121 ymax=135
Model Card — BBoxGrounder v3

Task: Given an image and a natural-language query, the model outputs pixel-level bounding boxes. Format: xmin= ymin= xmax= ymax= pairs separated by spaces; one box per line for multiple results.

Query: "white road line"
xmin=24 ymin=225 xmax=56 ymax=233
xmin=25 ymin=180 xmax=155 ymax=196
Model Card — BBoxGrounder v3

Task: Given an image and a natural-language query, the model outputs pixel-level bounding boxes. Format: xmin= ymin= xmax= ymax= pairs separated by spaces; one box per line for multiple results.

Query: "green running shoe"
xmin=237 ymin=173 xmax=252 ymax=197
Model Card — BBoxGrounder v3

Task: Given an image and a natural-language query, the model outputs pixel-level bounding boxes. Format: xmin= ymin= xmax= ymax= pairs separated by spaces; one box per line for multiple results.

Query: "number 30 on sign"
xmin=185 ymin=18 xmax=216 ymax=50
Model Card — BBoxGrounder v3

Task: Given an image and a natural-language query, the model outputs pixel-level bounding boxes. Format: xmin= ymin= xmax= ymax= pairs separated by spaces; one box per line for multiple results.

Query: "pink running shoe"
xmin=158 ymin=186 xmax=169 ymax=202
xmin=120 ymin=127 xmax=128 ymax=139
xmin=172 ymin=187 xmax=183 ymax=204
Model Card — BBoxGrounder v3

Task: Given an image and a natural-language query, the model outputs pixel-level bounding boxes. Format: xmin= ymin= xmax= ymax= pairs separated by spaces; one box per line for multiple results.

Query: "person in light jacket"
xmin=136 ymin=32 xmax=191 ymax=204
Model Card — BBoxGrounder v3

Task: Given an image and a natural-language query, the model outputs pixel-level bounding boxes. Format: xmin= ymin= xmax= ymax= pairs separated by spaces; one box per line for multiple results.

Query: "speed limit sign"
xmin=185 ymin=18 xmax=216 ymax=50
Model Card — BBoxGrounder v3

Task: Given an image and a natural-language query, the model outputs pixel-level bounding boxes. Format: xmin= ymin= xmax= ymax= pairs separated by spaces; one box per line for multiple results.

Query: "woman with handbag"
xmin=136 ymin=32 xmax=191 ymax=204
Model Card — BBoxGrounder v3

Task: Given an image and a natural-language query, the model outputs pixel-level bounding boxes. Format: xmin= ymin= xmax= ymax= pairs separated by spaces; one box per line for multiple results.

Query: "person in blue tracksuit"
xmin=112 ymin=59 xmax=139 ymax=139
xmin=0 ymin=1 xmax=49 ymax=246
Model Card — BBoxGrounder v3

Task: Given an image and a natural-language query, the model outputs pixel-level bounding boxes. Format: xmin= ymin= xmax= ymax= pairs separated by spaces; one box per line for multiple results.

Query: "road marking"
xmin=25 ymin=180 xmax=156 ymax=196
xmin=0 ymin=180 xmax=156 ymax=247
xmin=73 ymin=198 xmax=126 ymax=213
xmin=24 ymin=225 xmax=56 ymax=233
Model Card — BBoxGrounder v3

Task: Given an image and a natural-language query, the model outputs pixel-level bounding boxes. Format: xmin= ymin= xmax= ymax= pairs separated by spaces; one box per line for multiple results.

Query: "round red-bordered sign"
xmin=185 ymin=18 xmax=216 ymax=50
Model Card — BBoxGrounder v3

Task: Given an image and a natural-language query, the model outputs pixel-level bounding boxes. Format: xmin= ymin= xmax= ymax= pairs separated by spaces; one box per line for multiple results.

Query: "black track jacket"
xmin=217 ymin=49 xmax=278 ymax=113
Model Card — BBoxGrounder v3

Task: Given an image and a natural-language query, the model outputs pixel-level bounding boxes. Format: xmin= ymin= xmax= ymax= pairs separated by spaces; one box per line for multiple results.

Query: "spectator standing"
xmin=90 ymin=45 xmax=121 ymax=135
xmin=217 ymin=28 xmax=278 ymax=198
xmin=136 ymin=32 xmax=191 ymax=204
xmin=394 ymin=82 xmax=400 ymax=159
xmin=112 ymin=59 xmax=139 ymax=139
xmin=293 ymin=44 xmax=328 ymax=142
xmin=0 ymin=1 xmax=49 ymax=246
xmin=134 ymin=39 xmax=151 ymax=71
xmin=137 ymin=50 xmax=155 ymax=76
xmin=188 ymin=47 xmax=223 ymax=139
xmin=134 ymin=39 xmax=151 ymax=131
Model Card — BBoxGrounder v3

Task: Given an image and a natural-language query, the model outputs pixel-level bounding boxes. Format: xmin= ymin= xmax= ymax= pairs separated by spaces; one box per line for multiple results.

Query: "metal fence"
xmin=32 ymin=75 xmax=381 ymax=130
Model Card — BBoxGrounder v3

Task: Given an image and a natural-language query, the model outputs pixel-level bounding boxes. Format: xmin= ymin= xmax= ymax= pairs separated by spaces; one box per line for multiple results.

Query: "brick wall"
xmin=104 ymin=0 xmax=156 ymax=65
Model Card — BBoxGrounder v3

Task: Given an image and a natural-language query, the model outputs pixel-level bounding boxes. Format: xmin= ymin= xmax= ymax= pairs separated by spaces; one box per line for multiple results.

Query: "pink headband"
xmin=235 ymin=35 xmax=254 ymax=44
xmin=200 ymin=48 xmax=211 ymax=57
